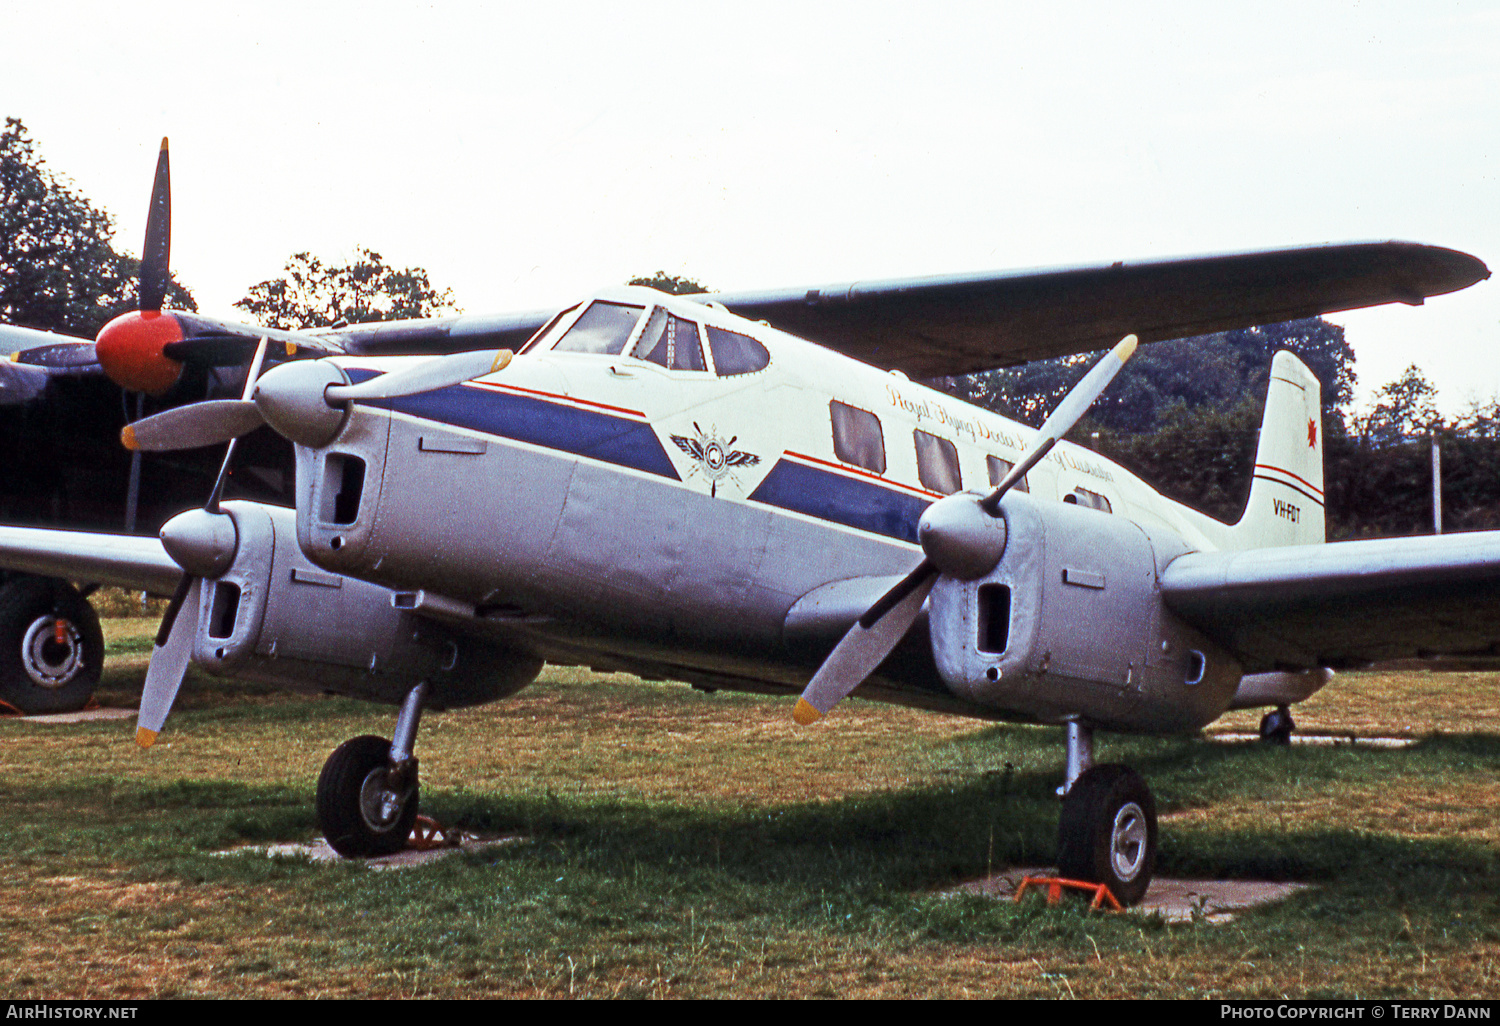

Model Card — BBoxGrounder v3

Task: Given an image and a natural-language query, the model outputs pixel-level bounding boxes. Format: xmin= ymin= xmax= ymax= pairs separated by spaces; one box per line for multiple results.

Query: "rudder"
xmin=1231 ymin=351 xmax=1325 ymax=549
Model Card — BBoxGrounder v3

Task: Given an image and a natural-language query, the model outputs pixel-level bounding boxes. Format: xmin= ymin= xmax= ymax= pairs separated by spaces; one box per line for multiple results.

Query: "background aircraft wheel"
xmin=0 ymin=577 xmax=104 ymax=715
xmin=316 ymin=735 xmax=419 ymax=858
xmin=1056 ymin=764 xmax=1157 ymax=906
xmin=1259 ymin=706 xmax=1295 ymax=745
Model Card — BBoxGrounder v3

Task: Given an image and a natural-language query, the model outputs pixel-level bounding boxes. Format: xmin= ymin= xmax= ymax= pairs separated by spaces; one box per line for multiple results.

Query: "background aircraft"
xmin=0 ymin=216 xmax=1488 ymax=903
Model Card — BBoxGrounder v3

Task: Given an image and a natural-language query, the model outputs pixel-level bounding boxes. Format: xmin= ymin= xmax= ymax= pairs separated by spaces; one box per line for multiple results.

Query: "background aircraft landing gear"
xmin=316 ymin=683 xmax=428 ymax=857
xmin=1259 ymin=705 xmax=1295 ymax=745
xmin=0 ymin=576 xmax=104 ymax=715
xmin=1054 ymin=721 xmax=1158 ymax=906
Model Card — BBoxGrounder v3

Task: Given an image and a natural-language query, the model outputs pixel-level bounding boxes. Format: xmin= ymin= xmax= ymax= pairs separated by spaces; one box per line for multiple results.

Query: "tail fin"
xmin=1230 ymin=350 xmax=1325 ymax=549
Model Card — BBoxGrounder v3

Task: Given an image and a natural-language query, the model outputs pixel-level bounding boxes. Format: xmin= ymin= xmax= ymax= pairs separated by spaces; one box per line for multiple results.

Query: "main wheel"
xmin=1259 ymin=706 xmax=1295 ymax=745
xmin=1057 ymin=764 xmax=1157 ymax=906
xmin=0 ymin=577 xmax=104 ymax=715
xmin=316 ymin=735 xmax=419 ymax=857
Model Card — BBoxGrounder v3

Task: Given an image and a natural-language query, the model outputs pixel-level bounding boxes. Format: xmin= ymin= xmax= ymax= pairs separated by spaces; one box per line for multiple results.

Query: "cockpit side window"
xmin=705 ymin=325 xmax=770 ymax=376
xmin=551 ymin=301 xmax=645 ymax=355
xmin=632 ymin=308 xmax=706 ymax=371
xmin=521 ymin=303 xmax=580 ymax=354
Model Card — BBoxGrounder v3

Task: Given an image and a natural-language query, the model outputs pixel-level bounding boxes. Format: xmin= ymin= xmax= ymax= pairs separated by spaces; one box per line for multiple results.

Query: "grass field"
xmin=0 ymin=617 xmax=1497 ymax=998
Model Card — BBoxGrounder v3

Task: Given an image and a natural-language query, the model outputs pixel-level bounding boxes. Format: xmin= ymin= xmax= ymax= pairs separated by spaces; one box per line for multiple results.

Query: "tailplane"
xmin=1230 ymin=350 xmax=1325 ymax=549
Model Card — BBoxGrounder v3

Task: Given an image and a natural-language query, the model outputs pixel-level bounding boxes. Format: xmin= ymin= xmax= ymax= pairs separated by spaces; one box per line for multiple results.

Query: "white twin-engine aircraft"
xmin=1 ymin=230 xmax=1496 ymax=905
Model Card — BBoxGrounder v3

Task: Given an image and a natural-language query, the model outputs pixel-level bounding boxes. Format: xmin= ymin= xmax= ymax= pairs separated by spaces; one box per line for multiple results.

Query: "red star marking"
xmin=1307 ymin=419 xmax=1318 ymax=447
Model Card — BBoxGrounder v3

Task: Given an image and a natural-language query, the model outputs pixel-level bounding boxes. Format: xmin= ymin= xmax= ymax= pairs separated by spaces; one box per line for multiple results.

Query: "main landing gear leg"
xmin=1055 ymin=717 xmax=1158 ymax=906
xmin=316 ymin=682 xmax=428 ymax=857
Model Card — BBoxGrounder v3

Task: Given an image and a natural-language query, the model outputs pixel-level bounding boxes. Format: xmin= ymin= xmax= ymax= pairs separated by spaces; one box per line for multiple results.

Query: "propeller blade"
xmin=139 ymin=138 xmax=172 ymax=312
xmin=136 ymin=576 xmax=201 ymax=747
xmin=793 ymin=561 xmax=939 ymax=724
xmin=326 ymin=349 xmax=512 ymax=403
xmin=980 ymin=334 xmax=1137 ymax=513
xmin=121 ymin=399 xmax=264 ymax=452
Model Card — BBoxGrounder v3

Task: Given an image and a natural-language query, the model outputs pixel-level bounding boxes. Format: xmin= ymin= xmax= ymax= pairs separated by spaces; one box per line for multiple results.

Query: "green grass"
xmin=0 ymin=621 xmax=1495 ymax=997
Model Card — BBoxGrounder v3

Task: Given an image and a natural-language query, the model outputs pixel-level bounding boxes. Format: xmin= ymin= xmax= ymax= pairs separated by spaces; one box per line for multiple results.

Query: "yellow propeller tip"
xmin=1114 ymin=334 xmax=1139 ymax=362
xmin=120 ymin=425 xmax=139 ymax=451
xmin=285 ymin=341 xmax=297 ymax=356
xmin=160 ymin=137 xmax=169 ymax=151
xmin=793 ymin=699 xmax=823 ymax=726
xmin=135 ymin=727 xmax=158 ymax=749
xmin=490 ymin=349 xmax=514 ymax=374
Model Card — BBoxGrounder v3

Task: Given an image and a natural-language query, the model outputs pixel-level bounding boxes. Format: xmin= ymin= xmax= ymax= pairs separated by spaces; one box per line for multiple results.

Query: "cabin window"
xmin=551 ymin=301 xmax=644 ymax=355
xmin=632 ymin=308 xmax=706 ymax=371
xmin=914 ymin=430 xmax=962 ymax=494
xmin=830 ymin=401 xmax=886 ymax=474
xmin=705 ymin=325 xmax=770 ymax=376
xmin=985 ymin=455 xmax=1029 ymax=493
xmin=1065 ymin=486 xmax=1112 ymax=513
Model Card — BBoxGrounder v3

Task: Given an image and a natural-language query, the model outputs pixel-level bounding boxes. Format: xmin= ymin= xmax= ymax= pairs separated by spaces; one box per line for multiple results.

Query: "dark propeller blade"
xmin=138 ymin=138 xmax=171 ymax=312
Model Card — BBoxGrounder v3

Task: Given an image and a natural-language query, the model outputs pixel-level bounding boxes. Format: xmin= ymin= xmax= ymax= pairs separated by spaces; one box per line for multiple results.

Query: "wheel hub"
xmin=1110 ymin=801 xmax=1148 ymax=880
xmin=357 ymin=767 xmax=406 ymax=832
xmin=21 ymin=616 xmax=82 ymax=688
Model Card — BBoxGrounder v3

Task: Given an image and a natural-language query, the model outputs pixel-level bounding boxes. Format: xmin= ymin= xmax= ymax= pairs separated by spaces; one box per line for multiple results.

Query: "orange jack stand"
xmin=1014 ymin=876 xmax=1123 ymax=912
xmin=407 ymin=814 xmax=462 ymax=851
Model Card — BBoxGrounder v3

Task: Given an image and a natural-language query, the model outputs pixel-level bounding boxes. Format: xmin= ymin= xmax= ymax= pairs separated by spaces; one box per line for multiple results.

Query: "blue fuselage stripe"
xmin=371 ymin=385 xmax=681 ymax=481
xmin=748 ymin=459 xmax=929 ymax=544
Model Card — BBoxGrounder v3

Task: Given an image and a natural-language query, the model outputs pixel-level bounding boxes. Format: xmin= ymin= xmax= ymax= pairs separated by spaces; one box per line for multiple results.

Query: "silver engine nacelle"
xmin=189 ymin=501 xmax=541 ymax=708
xmin=928 ymin=491 xmax=1242 ymax=734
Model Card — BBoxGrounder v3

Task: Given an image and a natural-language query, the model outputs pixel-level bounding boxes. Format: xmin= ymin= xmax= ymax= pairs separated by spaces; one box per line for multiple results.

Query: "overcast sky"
xmin=5 ymin=1 xmax=1497 ymax=413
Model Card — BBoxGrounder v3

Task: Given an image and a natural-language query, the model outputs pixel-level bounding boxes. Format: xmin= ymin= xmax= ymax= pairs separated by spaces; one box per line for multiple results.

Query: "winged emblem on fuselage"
xmin=670 ymin=422 xmax=761 ymax=498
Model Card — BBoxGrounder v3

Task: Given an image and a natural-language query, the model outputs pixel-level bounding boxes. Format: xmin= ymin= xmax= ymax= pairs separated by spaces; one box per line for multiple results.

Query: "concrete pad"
xmin=217 ymin=834 xmax=526 ymax=870
xmin=1209 ymin=732 xmax=1415 ymax=748
xmin=948 ymin=867 xmax=1311 ymax=923
xmin=13 ymin=706 xmax=137 ymax=724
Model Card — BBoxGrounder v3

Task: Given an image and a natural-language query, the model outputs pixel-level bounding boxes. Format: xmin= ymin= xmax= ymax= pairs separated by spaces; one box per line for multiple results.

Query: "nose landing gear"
xmin=316 ymin=683 xmax=427 ymax=857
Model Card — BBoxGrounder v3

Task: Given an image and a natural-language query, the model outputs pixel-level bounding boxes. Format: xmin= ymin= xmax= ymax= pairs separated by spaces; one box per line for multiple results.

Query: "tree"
xmin=628 ymin=271 xmax=707 ymax=295
xmin=1353 ymin=364 xmax=1441 ymax=446
xmin=235 ymin=247 xmax=460 ymax=330
xmin=1 ymin=118 xmax=194 ymax=336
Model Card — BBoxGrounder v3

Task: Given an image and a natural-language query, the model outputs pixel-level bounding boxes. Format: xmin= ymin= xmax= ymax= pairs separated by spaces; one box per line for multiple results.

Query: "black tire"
xmin=1057 ymin=764 xmax=1157 ymax=906
xmin=0 ymin=577 xmax=104 ymax=715
xmin=1259 ymin=706 xmax=1295 ymax=745
xmin=315 ymin=734 xmax=419 ymax=858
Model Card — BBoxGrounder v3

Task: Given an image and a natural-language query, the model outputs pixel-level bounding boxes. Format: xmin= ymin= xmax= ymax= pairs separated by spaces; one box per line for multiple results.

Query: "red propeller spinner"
xmin=93 ymin=138 xmax=187 ymax=395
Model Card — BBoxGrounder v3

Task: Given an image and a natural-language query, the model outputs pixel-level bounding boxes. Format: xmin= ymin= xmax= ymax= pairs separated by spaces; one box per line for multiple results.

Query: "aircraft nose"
xmin=160 ymin=508 xmax=238 ymax=578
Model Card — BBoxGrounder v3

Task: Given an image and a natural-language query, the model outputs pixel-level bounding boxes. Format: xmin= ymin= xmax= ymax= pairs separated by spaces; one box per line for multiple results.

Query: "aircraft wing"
xmin=0 ymin=524 xmax=182 ymax=595
xmin=0 ymin=324 xmax=102 ymax=406
xmin=323 ymin=241 xmax=1488 ymax=378
xmin=703 ymin=241 xmax=1490 ymax=378
xmin=1160 ymin=531 xmax=1500 ymax=672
